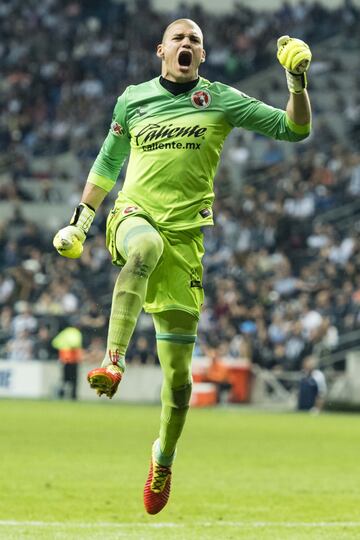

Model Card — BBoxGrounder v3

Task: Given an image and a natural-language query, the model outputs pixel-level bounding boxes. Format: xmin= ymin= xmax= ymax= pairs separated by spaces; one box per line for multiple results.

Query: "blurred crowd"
xmin=1 ymin=143 xmax=359 ymax=368
xmin=201 ymin=145 xmax=360 ymax=370
xmin=1 ymin=0 xmax=360 ymax=371
xmin=1 ymin=0 xmax=359 ymax=187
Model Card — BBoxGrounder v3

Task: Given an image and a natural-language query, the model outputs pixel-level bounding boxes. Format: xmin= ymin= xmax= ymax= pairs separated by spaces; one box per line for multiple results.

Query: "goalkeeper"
xmin=53 ymin=20 xmax=312 ymax=515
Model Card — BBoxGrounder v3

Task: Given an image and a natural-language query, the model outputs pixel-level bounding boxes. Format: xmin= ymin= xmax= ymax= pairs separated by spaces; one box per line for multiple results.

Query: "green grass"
xmin=0 ymin=400 xmax=359 ymax=540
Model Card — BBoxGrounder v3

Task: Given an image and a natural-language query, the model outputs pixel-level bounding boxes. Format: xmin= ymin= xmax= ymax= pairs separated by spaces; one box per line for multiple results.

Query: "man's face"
xmin=157 ymin=20 xmax=205 ymax=82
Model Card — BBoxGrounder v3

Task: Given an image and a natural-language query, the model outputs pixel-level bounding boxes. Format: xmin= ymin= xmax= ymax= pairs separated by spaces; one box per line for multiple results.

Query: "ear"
xmin=201 ymin=48 xmax=206 ymax=63
xmin=156 ymin=43 xmax=164 ymax=59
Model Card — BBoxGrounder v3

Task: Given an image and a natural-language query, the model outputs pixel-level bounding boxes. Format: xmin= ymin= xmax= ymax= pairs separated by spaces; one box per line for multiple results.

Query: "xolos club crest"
xmin=122 ymin=205 xmax=139 ymax=215
xmin=191 ymin=90 xmax=211 ymax=109
xmin=110 ymin=121 xmax=124 ymax=136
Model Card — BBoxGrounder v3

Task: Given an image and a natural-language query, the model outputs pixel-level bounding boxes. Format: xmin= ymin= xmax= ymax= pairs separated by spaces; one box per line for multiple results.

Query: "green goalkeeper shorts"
xmin=106 ymin=194 xmax=205 ymax=319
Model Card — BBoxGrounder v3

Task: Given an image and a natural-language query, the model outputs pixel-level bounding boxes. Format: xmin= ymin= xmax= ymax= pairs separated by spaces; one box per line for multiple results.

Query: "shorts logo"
xmin=122 ymin=205 xmax=139 ymax=215
xmin=191 ymin=90 xmax=211 ymax=109
xmin=111 ymin=121 xmax=124 ymax=136
xmin=199 ymin=208 xmax=212 ymax=218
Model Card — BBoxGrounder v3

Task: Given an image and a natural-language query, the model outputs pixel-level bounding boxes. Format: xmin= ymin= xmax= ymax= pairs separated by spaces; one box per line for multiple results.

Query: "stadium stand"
xmin=0 ymin=0 xmax=359 ymax=403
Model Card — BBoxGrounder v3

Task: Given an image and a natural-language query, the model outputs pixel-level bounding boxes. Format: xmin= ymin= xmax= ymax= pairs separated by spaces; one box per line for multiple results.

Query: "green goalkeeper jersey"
xmin=90 ymin=76 xmax=310 ymax=230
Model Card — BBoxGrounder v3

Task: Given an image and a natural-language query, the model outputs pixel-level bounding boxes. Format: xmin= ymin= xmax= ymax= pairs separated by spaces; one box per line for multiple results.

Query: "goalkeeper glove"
xmin=53 ymin=203 xmax=95 ymax=258
xmin=277 ymin=35 xmax=312 ymax=94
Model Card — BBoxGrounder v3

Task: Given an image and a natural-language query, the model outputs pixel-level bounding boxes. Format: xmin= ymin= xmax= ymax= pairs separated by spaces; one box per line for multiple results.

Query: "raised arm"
xmin=286 ymin=91 xmax=311 ymax=126
xmin=221 ymin=35 xmax=313 ymax=143
xmin=277 ymin=35 xmax=312 ymax=126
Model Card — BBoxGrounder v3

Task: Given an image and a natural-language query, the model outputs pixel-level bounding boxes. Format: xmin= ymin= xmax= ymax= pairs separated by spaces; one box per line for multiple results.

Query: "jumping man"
xmin=53 ymin=19 xmax=312 ymax=514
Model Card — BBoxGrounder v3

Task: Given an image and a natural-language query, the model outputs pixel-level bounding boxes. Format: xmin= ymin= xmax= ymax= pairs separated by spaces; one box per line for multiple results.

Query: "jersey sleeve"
xmin=221 ymin=84 xmax=311 ymax=142
xmin=89 ymin=90 xmax=131 ymax=192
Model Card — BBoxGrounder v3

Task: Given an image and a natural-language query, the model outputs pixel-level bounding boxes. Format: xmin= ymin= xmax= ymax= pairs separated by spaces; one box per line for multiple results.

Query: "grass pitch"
xmin=0 ymin=400 xmax=359 ymax=540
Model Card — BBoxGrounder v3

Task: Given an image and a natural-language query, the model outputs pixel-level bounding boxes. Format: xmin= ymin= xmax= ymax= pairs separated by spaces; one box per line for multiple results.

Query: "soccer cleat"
xmin=143 ymin=441 xmax=172 ymax=515
xmin=87 ymin=365 xmax=122 ymax=399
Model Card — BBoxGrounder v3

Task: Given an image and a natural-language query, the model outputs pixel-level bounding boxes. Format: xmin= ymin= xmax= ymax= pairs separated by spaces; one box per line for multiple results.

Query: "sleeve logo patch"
xmin=191 ymin=90 xmax=211 ymax=109
xmin=111 ymin=121 xmax=124 ymax=136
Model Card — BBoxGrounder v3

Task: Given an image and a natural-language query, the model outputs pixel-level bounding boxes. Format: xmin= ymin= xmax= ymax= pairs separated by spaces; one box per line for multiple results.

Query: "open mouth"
xmin=178 ymin=50 xmax=192 ymax=67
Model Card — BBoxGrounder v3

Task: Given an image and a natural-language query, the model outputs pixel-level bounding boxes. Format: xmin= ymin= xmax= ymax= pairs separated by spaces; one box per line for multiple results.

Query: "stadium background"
xmin=0 ymin=1 xmax=360 ymax=538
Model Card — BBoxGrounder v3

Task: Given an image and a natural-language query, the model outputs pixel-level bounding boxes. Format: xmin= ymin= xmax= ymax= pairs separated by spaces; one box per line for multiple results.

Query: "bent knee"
xmin=140 ymin=231 xmax=164 ymax=262
xmin=116 ymin=218 xmax=164 ymax=266
xmin=128 ymin=231 xmax=163 ymax=270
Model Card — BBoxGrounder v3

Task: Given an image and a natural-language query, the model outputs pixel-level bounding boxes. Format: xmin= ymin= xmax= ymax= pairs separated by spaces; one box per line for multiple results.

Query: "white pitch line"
xmin=0 ymin=521 xmax=179 ymax=529
xmin=1 ymin=520 xmax=360 ymax=529
xmin=208 ymin=521 xmax=360 ymax=528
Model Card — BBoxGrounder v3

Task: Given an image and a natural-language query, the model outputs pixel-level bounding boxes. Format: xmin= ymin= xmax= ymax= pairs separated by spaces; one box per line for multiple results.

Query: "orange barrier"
xmin=192 ymin=357 xmax=252 ymax=404
xmin=226 ymin=364 xmax=252 ymax=403
xmin=190 ymin=382 xmax=218 ymax=407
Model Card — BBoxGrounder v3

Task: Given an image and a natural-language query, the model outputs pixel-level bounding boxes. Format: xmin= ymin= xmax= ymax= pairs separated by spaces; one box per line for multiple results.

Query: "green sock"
xmin=103 ymin=217 xmax=163 ymax=370
xmin=153 ymin=311 xmax=197 ymax=460
xmin=158 ymin=348 xmax=193 ymax=458
xmin=153 ymin=438 xmax=176 ymax=467
xmin=103 ymin=269 xmax=144 ymax=371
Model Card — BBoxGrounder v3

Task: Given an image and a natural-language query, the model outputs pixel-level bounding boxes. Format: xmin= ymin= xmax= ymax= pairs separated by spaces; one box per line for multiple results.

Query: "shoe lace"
xmin=152 ymin=463 xmax=170 ymax=492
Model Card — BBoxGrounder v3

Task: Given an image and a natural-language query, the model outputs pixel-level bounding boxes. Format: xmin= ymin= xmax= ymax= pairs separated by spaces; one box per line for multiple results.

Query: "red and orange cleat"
xmin=144 ymin=441 xmax=172 ymax=515
xmin=87 ymin=364 xmax=122 ymax=399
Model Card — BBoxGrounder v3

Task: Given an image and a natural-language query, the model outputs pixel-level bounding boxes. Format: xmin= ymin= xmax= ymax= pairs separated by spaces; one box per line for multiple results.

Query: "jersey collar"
xmin=155 ymin=76 xmax=203 ymax=97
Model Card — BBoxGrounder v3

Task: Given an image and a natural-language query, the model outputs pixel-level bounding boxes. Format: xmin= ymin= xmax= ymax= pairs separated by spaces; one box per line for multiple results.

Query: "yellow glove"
xmin=53 ymin=203 xmax=95 ymax=258
xmin=277 ymin=35 xmax=312 ymax=94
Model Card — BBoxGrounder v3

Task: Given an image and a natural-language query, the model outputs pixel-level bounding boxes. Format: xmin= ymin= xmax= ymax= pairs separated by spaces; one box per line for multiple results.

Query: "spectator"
xmin=0 ymin=271 xmax=15 ymax=304
xmin=33 ymin=325 xmax=57 ymax=361
xmin=297 ymin=355 xmax=327 ymax=413
xmin=11 ymin=302 xmax=38 ymax=336
xmin=52 ymin=327 xmax=83 ymax=400
xmin=6 ymin=329 xmax=34 ymax=361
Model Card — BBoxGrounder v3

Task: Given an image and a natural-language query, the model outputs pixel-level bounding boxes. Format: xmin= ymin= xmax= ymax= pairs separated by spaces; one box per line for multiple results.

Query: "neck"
xmin=159 ymin=75 xmax=199 ymax=96
xmin=161 ymin=67 xmax=199 ymax=84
